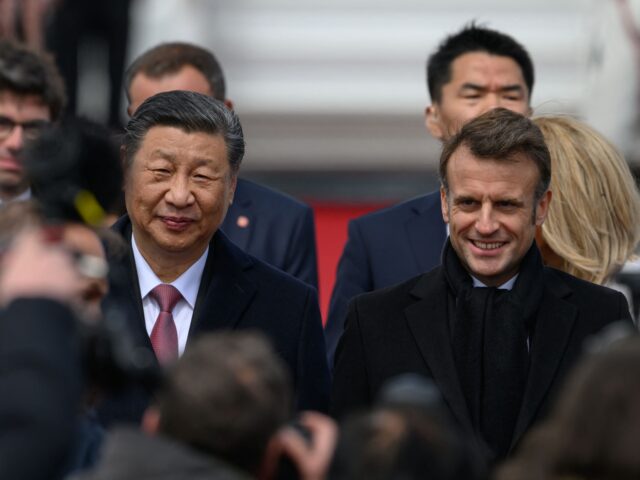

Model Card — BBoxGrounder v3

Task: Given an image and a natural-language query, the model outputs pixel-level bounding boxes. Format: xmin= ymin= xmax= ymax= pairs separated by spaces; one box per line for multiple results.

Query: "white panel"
xmin=130 ymin=0 xmax=603 ymax=169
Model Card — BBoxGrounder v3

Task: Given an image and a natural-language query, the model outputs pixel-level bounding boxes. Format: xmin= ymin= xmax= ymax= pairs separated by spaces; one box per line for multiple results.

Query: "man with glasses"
xmin=0 ymin=39 xmax=66 ymax=204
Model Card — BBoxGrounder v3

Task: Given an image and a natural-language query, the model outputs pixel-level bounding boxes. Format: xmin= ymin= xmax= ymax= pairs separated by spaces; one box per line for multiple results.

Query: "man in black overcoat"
xmin=330 ymin=108 xmax=633 ymax=462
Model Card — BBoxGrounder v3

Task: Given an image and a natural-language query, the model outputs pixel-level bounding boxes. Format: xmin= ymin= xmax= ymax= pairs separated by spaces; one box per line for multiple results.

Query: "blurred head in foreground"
xmin=496 ymin=335 xmax=640 ymax=480
xmin=143 ymin=331 xmax=292 ymax=476
xmin=330 ymin=375 xmax=487 ymax=480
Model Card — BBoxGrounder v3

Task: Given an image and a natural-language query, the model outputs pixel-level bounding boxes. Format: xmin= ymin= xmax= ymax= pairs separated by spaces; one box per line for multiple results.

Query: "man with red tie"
xmin=105 ymin=90 xmax=329 ymax=422
xmin=124 ymin=42 xmax=318 ymax=289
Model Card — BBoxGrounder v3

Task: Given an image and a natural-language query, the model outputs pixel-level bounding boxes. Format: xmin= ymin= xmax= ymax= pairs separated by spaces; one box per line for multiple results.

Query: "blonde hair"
xmin=534 ymin=115 xmax=640 ymax=284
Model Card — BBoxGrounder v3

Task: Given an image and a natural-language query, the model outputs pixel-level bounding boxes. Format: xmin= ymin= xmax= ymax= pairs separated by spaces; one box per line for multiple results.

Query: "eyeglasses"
xmin=0 ymin=115 xmax=50 ymax=141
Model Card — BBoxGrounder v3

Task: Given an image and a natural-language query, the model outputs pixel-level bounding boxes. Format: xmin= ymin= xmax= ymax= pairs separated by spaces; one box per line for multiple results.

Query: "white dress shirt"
xmin=471 ymin=274 xmax=518 ymax=290
xmin=131 ymin=234 xmax=208 ymax=356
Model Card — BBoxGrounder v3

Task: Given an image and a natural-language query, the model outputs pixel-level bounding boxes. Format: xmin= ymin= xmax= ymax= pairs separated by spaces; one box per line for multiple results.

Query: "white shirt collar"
xmin=0 ymin=188 xmax=31 ymax=205
xmin=471 ymin=274 xmax=518 ymax=290
xmin=131 ymin=233 xmax=208 ymax=308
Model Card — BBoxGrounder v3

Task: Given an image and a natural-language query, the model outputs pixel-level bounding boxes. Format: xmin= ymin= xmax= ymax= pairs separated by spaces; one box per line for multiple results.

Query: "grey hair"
xmin=123 ymin=90 xmax=244 ymax=173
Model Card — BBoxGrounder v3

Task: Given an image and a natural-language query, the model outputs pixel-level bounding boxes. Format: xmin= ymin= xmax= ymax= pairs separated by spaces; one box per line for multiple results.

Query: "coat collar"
xmin=189 ymin=225 xmax=257 ymax=335
xmin=403 ymin=266 xmax=578 ymax=451
xmin=510 ymin=269 xmax=576 ymax=449
xmin=404 ymin=269 xmax=474 ymax=433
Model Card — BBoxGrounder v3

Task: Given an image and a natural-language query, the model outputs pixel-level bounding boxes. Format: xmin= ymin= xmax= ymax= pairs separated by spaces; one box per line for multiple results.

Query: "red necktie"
xmin=149 ymin=284 xmax=181 ymax=365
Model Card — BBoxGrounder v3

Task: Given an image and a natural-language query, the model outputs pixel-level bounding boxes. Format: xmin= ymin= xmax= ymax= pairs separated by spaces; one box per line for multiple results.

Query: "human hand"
xmin=275 ymin=411 xmax=338 ymax=480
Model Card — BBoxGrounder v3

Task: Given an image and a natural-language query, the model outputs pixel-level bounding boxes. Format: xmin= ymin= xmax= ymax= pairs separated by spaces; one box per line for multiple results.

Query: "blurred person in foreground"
xmin=124 ymin=42 xmax=318 ymax=289
xmin=75 ymin=332 xmax=274 ymax=480
xmin=329 ymin=375 xmax=487 ymax=480
xmin=330 ymin=108 xmax=633 ymax=462
xmin=0 ymin=116 xmax=124 ymax=478
xmin=0 ymin=118 xmax=123 ymax=478
xmin=0 ymin=226 xmax=86 ymax=480
xmin=532 ymin=116 xmax=640 ymax=302
xmin=76 ymin=331 xmax=337 ymax=480
xmin=15 ymin=116 xmax=123 ymax=317
xmin=0 ymin=38 xmax=65 ymax=204
xmin=495 ymin=334 xmax=640 ymax=480
xmin=326 ymin=23 xmax=535 ymax=367
xmin=105 ymin=91 xmax=328 ymax=424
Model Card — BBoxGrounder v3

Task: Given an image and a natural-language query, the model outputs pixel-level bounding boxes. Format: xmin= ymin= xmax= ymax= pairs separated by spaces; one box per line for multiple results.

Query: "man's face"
xmin=125 ymin=126 xmax=236 ymax=266
xmin=127 ymin=65 xmax=214 ymax=115
xmin=440 ymin=145 xmax=550 ymax=286
xmin=0 ymin=91 xmax=51 ymax=199
xmin=426 ymin=52 xmax=530 ymax=140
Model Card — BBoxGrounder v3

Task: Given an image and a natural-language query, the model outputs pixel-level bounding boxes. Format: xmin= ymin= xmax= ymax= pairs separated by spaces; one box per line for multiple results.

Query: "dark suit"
xmin=325 ymin=191 xmax=446 ymax=366
xmin=106 ymin=215 xmax=330 ymax=418
xmin=222 ymin=178 xmax=318 ymax=289
xmin=330 ymin=265 xmax=632 ymax=455
xmin=0 ymin=299 xmax=82 ymax=480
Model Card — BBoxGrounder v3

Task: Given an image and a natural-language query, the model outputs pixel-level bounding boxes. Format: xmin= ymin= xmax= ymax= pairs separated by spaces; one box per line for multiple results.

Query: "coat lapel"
xmin=403 ymin=270 xmax=474 ymax=433
xmin=189 ymin=230 xmax=257 ymax=336
xmin=405 ymin=192 xmax=447 ymax=274
xmin=109 ymin=216 xmax=258 ymax=352
xmin=510 ymin=272 xmax=577 ymax=448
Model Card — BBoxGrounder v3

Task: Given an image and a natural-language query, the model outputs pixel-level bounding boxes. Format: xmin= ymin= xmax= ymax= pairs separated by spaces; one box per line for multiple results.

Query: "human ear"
xmin=534 ymin=190 xmax=552 ymax=225
xmin=425 ymin=105 xmax=445 ymax=140
xmin=440 ymin=186 xmax=450 ymax=223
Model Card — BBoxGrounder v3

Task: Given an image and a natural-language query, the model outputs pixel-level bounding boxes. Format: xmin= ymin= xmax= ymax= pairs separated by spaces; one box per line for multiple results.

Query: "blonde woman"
xmin=533 ymin=115 xmax=640 ymax=286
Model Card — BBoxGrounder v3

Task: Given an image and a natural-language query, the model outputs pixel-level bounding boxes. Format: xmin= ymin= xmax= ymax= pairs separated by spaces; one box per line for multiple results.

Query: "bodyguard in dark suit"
xmin=325 ymin=25 xmax=535 ymax=366
xmin=107 ymin=91 xmax=329 ymax=417
xmin=220 ymin=178 xmax=318 ymax=289
xmin=125 ymin=42 xmax=318 ymax=288
xmin=325 ymin=192 xmax=446 ymax=364
xmin=330 ymin=109 xmax=632 ymax=462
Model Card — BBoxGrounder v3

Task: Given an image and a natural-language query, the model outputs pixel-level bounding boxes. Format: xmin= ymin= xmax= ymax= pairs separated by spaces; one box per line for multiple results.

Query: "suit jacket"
xmin=221 ymin=178 xmax=318 ymax=289
xmin=325 ymin=190 xmax=446 ymax=367
xmin=330 ymin=265 xmax=632 ymax=456
xmin=105 ymin=215 xmax=330 ymax=418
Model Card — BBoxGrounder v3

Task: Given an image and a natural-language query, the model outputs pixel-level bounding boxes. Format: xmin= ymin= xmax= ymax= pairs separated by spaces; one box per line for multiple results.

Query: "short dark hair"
xmin=124 ymin=42 xmax=226 ymax=103
xmin=124 ymin=90 xmax=244 ymax=173
xmin=157 ymin=332 xmax=292 ymax=475
xmin=0 ymin=39 xmax=66 ymax=121
xmin=427 ymin=23 xmax=534 ymax=104
xmin=440 ymin=108 xmax=551 ymax=202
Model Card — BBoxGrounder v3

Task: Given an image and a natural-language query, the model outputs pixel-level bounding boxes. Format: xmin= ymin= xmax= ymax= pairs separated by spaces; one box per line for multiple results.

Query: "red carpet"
xmin=312 ymin=202 xmax=390 ymax=324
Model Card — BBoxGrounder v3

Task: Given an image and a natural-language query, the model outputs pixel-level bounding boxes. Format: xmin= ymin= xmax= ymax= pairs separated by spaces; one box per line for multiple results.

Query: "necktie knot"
xmin=150 ymin=284 xmax=182 ymax=313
